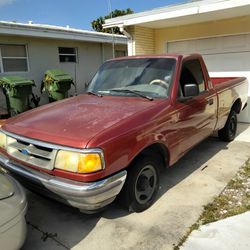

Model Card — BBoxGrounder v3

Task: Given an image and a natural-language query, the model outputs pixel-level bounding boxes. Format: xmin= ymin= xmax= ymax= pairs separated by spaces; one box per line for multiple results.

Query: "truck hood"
xmin=3 ymin=94 xmax=159 ymax=148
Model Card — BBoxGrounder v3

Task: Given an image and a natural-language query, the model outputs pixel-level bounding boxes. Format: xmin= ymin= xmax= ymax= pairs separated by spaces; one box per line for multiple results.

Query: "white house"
xmin=0 ymin=21 xmax=127 ymax=109
xmin=104 ymin=0 xmax=250 ymax=122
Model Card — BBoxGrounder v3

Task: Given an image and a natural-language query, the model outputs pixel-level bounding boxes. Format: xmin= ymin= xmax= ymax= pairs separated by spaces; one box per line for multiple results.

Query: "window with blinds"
xmin=0 ymin=44 xmax=28 ymax=72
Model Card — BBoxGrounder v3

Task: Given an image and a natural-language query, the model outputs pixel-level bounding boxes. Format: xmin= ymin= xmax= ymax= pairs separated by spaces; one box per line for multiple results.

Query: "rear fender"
xmin=231 ymin=98 xmax=242 ymax=114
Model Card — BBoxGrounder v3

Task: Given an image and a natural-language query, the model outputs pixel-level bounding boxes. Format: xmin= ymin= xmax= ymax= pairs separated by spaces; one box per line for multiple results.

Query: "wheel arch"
xmin=231 ymin=98 xmax=242 ymax=114
xmin=128 ymin=143 xmax=170 ymax=171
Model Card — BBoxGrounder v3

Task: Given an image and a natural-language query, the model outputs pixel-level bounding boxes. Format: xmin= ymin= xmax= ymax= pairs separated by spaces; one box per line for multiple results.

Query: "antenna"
xmin=107 ymin=0 xmax=115 ymax=58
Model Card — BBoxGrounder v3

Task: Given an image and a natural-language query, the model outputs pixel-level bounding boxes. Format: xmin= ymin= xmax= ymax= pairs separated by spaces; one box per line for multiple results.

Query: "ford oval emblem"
xmin=21 ymin=149 xmax=30 ymax=156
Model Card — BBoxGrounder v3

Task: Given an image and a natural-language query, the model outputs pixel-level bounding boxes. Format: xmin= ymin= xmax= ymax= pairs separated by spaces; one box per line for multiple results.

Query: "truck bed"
xmin=211 ymin=77 xmax=247 ymax=89
xmin=211 ymin=76 xmax=248 ymax=130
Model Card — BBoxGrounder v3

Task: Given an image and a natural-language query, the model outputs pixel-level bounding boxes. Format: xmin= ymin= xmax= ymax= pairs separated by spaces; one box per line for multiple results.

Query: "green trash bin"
xmin=41 ymin=69 xmax=74 ymax=102
xmin=0 ymin=76 xmax=35 ymax=117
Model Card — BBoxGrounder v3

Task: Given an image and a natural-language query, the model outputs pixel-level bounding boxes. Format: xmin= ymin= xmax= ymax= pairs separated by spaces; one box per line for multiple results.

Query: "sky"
xmin=0 ymin=0 xmax=186 ymax=30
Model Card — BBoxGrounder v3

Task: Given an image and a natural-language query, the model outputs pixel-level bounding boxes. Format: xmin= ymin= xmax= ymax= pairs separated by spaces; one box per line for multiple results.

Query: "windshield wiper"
xmin=87 ymin=91 xmax=103 ymax=97
xmin=110 ymin=89 xmax=153 ymax=101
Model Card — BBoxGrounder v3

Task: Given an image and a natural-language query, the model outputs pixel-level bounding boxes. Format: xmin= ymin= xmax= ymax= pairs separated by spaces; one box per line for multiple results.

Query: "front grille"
xmin=6 ymin=136 xmax=57 ymax=170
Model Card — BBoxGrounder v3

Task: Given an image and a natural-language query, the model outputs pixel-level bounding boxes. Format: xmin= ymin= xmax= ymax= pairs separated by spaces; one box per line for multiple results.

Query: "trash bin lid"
xmin=0 ymin=76 xmax=35 ymax=87
xmin=45 ymin=69 xmax=73 ymax=82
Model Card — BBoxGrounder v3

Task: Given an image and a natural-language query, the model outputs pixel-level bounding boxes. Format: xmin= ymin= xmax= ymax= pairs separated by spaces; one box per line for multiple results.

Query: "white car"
xmin=0 ymin=168 xmax=27 ymax=250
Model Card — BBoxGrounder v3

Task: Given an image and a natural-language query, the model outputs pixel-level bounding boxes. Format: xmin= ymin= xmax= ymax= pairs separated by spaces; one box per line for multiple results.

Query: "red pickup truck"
xmin=0 ymin=54 xmax=248 ymax=213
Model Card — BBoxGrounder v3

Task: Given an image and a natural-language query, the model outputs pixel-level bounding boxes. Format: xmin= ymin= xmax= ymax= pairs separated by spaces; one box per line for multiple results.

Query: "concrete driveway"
xmin=21 ymin=124 xmax=250 ymax=250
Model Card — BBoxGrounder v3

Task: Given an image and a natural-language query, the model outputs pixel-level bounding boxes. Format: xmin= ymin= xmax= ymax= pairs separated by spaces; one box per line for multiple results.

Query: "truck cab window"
xmin=88 ymin=58 xmax=176 ymax=99
xmin=179 ymin=59 xmax=206 ymax=96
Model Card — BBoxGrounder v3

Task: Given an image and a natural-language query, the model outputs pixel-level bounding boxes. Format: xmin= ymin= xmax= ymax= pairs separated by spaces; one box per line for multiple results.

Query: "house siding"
xmin=128 ymin=26 xmax=155 ymax=55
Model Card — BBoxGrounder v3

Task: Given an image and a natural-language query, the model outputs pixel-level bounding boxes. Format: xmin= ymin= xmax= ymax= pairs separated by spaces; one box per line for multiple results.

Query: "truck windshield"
xmin=87 ymin=58 xmax=176 ymax=99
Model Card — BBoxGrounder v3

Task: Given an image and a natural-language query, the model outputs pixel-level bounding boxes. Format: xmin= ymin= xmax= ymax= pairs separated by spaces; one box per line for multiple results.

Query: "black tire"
xmin=218 ymin=110 xmax=237 ymax=142
xmin=118 ymin=156 xmax=160 ymax=213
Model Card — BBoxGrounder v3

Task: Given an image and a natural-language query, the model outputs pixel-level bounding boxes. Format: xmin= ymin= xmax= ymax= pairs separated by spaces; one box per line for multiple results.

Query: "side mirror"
xmin=184 ymin=84 xmax=199 ymax=97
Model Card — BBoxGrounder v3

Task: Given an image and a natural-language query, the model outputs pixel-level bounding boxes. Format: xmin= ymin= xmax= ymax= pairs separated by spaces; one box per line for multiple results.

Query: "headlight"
xmin=0 ymin=131 xmax=7 ymax=150
xmin=54 ymin=150 xmax=104 ymax=174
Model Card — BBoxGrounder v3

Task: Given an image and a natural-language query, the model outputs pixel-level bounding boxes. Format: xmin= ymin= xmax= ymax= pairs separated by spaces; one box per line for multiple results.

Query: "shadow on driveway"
xmin=21 ymin=134 xmax=236 ymax=250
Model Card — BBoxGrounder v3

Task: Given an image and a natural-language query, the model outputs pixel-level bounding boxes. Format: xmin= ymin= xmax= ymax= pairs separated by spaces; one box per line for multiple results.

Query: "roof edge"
xmin=104 ymin=0 xmax=250 ymax=28
xmin=0 ymin=21 xmax=127 ymax=44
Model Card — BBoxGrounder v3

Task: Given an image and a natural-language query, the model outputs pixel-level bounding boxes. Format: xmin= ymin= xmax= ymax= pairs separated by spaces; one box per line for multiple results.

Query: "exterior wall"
xmin=0 ymin=35 xmax=126 ymax=109
xmin=127 ymin=26 xmax=155 ymax=55
xmin=154 ymin=16 xmax=250 ymax=53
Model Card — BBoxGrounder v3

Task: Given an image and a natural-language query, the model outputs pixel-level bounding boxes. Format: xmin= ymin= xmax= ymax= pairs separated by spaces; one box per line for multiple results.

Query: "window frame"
xmin=58 ymin=47 xmax=78 ymax=63
xmin=178 ymin=58 xmax=207 ymax=97
xmin=0 ymin=44 xmax=30 ymax=74
xmin=88 ymin=57 xmax=177 ymax=99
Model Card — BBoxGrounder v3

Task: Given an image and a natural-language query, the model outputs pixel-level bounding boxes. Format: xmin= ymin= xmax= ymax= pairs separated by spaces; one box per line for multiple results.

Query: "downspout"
xmin=101 ymin=43 xmax=105 ymax=63
xmin=119 ymin=26 xmax=134 ymax=56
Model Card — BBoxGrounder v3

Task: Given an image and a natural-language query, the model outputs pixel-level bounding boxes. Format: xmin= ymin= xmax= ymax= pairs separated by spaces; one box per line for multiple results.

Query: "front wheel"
xmin=118 ymin=156 xmax=160 ymax=213
xmin=218 ymin=110 xmax=237 ymax=142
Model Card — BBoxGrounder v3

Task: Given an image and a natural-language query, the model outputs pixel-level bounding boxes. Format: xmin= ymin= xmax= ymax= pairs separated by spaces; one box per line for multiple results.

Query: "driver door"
xmin=172 ymin=58 xmax=217 ymax=160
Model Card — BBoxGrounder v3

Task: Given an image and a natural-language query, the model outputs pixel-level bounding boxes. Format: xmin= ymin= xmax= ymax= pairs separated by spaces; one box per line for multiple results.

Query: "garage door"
xmin=167 ymin=34 xmax=250 ymax=123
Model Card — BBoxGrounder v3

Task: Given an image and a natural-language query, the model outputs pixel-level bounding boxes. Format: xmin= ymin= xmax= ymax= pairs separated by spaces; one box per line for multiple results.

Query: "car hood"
xmin=0 ymin=173 xmax=14 ymax=200
xmin=3 ymin=94 xmax=159 ymax=148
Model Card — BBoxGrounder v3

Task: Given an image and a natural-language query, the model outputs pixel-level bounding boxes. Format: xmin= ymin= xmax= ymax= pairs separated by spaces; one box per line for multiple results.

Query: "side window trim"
xmin=179 ymin=58 xmax=207 ymax=97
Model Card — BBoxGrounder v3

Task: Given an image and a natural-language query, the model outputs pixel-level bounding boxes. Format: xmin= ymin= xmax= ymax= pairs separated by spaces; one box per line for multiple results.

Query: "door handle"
xmin=208 ymin=99 xmax=214 ymax=105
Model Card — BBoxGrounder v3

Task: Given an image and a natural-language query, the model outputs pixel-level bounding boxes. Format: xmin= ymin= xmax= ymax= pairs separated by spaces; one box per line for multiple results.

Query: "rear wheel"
xmin=218 ymin=110 xmax=237 ymax=142
xmin=118 ymin=156 xmax=160 ymax=213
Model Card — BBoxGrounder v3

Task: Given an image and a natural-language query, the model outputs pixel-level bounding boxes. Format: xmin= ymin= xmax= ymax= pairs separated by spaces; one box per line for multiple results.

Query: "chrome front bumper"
xmin=0 ymin=153 xmax=127 ymax=213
